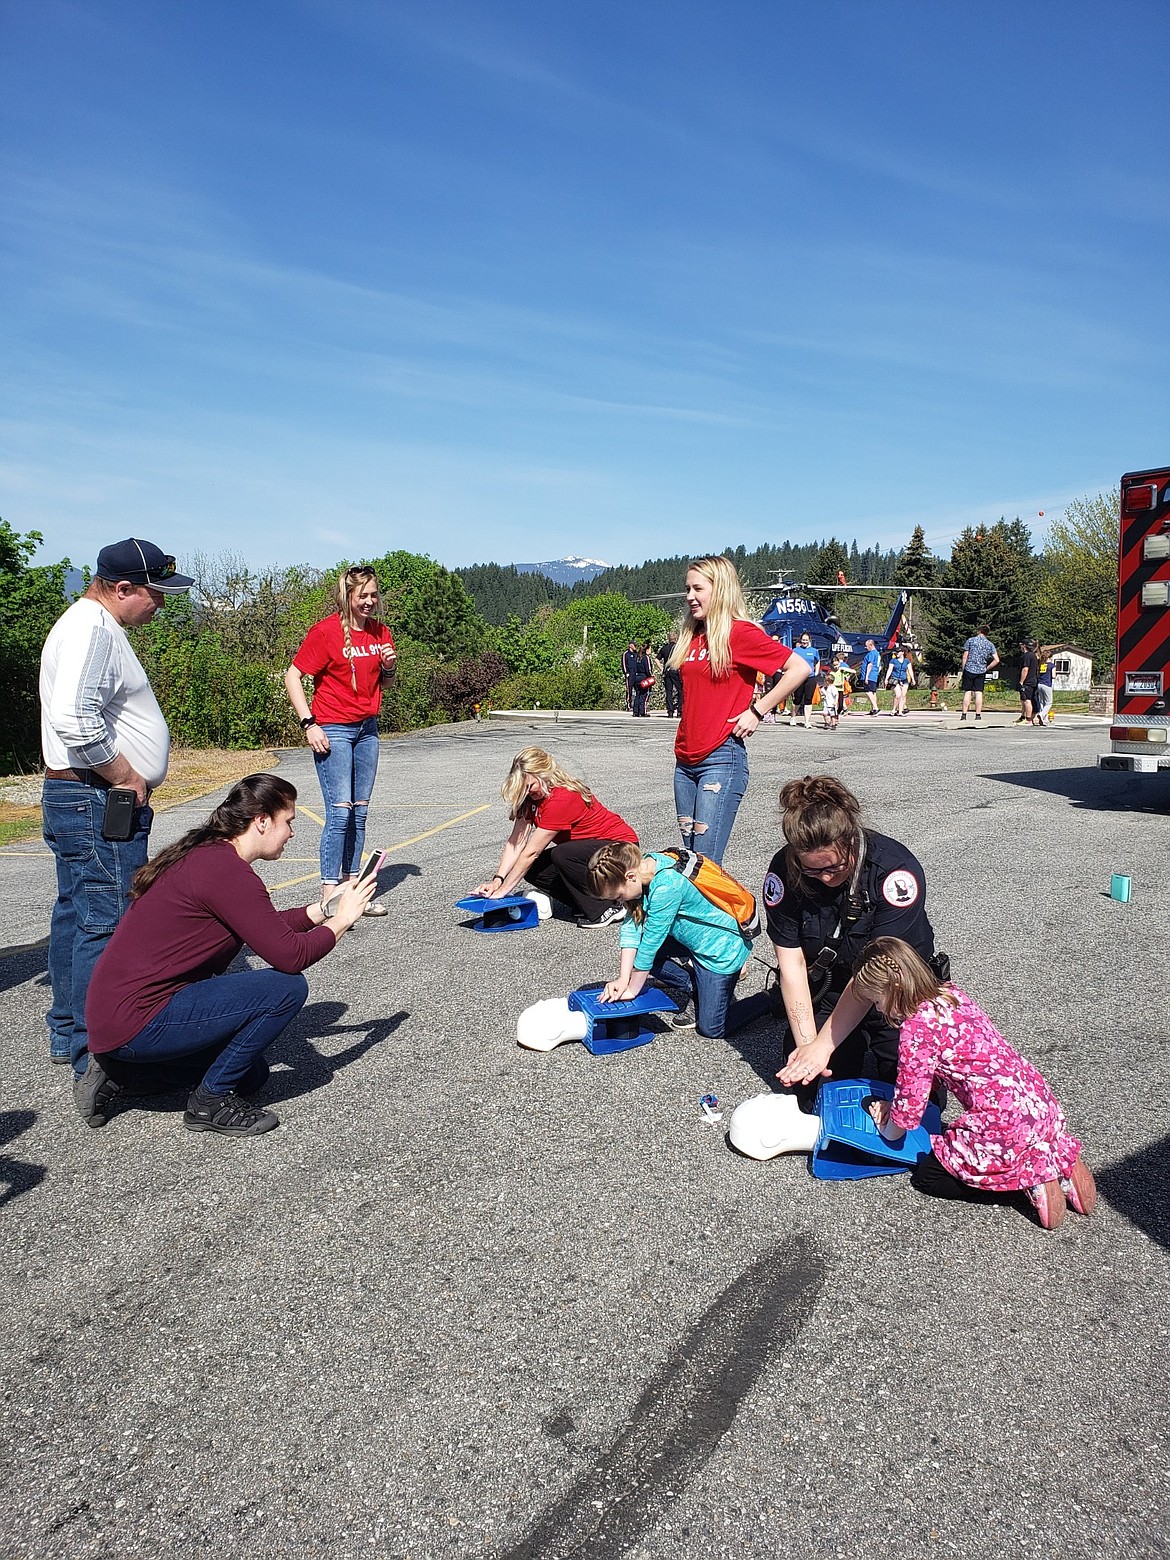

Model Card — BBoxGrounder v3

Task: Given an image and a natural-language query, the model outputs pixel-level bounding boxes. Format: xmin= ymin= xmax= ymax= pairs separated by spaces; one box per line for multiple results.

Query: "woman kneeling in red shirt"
xmin=76 ymin=774 xmax=376 ymax=1138
xmin=474 ymin=747 xmax=638 ymax=929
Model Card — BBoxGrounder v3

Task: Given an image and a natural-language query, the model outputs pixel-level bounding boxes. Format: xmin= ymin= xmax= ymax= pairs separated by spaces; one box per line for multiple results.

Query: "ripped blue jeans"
xmin=313 ymin=718 xmax=380 ymax=883
xmin=672 ymin=734 xmax=749 ymax=866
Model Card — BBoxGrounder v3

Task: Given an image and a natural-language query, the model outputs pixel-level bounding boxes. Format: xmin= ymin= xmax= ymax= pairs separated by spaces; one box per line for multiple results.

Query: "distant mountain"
xmin=65 ymin=567 xmax=85 ymax=599
xmin=514 ymin=555 xmax=610 ymax=586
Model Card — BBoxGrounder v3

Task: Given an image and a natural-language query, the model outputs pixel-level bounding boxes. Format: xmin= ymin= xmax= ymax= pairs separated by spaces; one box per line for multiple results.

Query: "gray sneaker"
xmin=73 ymin=1056 xmax=123 ymax=1128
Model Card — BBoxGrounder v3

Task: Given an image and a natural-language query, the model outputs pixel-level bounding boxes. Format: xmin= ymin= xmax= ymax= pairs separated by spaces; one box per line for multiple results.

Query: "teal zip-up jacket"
xmin=619 ymin=852 xmax=751 ymax=976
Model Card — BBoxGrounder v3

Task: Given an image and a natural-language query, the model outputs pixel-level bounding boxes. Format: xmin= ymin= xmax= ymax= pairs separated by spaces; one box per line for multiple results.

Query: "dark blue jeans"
xmin=651 ymin=938 xmax=770 ymax=1040
xmin=43 ymin=778 xmax=152 ymax=1076
xmin=107 ymin=970 xmax=308 ymax=1095
xmin=672 ymin=734 xmax=749 ymax=866
xmin=313 ymin=718 xmax=380 ymax=883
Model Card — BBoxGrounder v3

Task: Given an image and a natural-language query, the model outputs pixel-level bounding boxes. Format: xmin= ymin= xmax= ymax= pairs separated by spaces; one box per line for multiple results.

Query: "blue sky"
xmin=2 ymin=0 xmax=1168 ymax=575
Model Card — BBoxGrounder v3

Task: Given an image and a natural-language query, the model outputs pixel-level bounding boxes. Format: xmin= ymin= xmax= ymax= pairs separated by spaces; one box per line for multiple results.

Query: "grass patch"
xmin=0 ymin=748 xmax=279 ymax=848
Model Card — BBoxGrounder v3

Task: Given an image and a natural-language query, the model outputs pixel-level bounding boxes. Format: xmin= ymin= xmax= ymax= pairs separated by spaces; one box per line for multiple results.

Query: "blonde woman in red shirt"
xmin=285 ymin=567 xmax=396 ymax=914
xmin=667 ymin=556 xmax=808 ymax=864
xmin=474 ymin=747 xmax=638 ymax=928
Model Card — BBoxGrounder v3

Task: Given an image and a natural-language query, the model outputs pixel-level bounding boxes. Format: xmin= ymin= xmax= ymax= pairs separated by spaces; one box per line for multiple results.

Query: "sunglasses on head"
xmin=131 ymin=540 xmax=178 ymax=581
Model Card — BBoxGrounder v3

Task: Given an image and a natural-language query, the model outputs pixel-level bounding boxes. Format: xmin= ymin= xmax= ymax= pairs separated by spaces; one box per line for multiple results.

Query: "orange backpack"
xmin=661 ymin=848 xmax=761 ymax=941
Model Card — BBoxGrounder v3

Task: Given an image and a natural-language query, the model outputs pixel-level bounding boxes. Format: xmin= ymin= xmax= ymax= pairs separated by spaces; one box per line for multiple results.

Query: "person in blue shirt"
xmin=883 ymin=646 xmax=915 ymax=716
xmin=858 ymin=638 xmax=882 ymax=715
xmin=789 ymin=632 xmax=821 ymax=729
xmin=587 ymin=841 xmax=769 ymax=1041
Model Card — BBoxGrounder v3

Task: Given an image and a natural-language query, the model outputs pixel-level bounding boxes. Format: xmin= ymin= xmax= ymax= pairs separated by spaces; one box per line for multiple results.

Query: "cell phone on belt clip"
xmin=101 ymin=787 xmax=138 ymax=842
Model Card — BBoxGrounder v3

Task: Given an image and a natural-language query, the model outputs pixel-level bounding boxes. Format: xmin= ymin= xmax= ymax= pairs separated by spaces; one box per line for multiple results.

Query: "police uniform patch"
xmin=881 ymin=869 xmax=919 ymax=908
xmin=763 ymin=871 xmax=784 ymax=907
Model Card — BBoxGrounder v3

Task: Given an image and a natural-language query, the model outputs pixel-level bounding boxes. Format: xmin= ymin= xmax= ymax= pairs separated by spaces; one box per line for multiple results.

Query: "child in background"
xmin=819 ymin=666 xmax=840 ymax=730
xmin=586 ymin=842 xmax=769 ymax=1041
xmin=854 ymin=937 xmax=1095 ymax=1230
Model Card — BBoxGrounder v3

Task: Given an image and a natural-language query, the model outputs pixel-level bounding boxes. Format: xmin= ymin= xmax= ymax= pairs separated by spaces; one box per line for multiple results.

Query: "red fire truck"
xmin=1099 ymin=464 xmax=1170 ymax=773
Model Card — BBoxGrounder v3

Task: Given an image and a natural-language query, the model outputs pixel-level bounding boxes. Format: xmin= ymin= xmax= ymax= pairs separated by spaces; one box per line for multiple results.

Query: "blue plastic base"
xmin=569 ymin=984 xmax=679 ymax=1055
xmin=811 ymin=1079 xmax=942 ymax=1180
xmin=455 ymin=895 xmax=541 ymax=933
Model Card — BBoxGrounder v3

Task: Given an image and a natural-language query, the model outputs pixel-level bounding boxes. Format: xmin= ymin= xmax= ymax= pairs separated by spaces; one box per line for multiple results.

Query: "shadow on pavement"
xmin=374 ymin=861 xmax=421 ymax=898
xmin=0 ymin=1109 xmax=46 ymax=1208
xmin=263 ymin=1002 xmax=408 ymax=1106
xmin=982 ymin=766 xmax=1170 ymax=813
xmin=0 ymin=944 xmax=49 ymax=998
xmin=1097 ymin=1134 xmax=1170 ymax=1252
xmin=101 ymin=1004 xmax=408 ymax=1118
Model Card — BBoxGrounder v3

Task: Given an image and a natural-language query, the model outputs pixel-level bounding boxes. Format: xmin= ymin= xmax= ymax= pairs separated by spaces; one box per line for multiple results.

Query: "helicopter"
xmin=641 ymin=571 xmax=992 ymax=670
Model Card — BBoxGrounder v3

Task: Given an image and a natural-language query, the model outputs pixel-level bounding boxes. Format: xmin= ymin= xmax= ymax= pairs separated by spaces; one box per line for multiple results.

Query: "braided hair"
xmin=335 ymin=567 xmax=382 ymax=693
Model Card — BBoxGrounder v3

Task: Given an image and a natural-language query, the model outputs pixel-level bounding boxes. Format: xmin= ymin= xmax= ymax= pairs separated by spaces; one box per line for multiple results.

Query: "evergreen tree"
xmin=892 ymin=525 xmax=938 ymax=589
xmin=925 ymin=520 xmax=1036 ymax=676
xmin=366 ymin=550 xmax=487 ymax=660
xmin=804 ymin=537 xmax=851 ymax=613
xmin=892 ymin=525 xmax=940 ymax=646
xmin=455 ymin=562 xmax=570 ymax=625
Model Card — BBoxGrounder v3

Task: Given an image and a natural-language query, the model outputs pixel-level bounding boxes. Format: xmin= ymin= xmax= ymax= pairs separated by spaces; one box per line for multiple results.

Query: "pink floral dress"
xmin=889 ymin=988 xmax=1081 ymax=1191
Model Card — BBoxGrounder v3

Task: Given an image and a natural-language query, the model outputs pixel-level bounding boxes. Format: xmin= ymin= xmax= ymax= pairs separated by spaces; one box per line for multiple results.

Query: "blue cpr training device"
xmin=811 ymin=1079 xmax=942 ymax=1180
xmin=455 ymin=894 xmax=541 ymax=933
xmin=568 ymin=984 xmax=680 ymax=1055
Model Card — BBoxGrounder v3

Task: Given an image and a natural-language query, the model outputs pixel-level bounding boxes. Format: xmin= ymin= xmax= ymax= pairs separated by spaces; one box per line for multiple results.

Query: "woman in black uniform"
xmin=765 ymin=775 xmax=939 ymax=1099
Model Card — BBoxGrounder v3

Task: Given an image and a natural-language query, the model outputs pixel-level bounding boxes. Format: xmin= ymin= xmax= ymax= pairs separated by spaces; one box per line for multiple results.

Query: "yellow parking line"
xmin=298 ymin=805 xmax=325 ymax=827
xmin=265 ymin=803 xmax=492 ymax=894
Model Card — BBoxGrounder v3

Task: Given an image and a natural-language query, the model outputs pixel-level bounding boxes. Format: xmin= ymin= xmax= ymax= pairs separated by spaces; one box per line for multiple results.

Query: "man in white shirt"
xmin=40 ymin=538 xmax=193 ymax=1076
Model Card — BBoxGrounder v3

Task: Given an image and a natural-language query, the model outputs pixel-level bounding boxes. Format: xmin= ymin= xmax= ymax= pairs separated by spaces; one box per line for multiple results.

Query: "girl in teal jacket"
xmin=587 ymin=842 xmax=769 ymax=1040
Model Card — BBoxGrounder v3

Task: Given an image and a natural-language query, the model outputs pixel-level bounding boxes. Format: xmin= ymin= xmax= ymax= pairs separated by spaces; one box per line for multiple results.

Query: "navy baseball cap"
xmin=94 ymin=539 xmax=194 ymax=592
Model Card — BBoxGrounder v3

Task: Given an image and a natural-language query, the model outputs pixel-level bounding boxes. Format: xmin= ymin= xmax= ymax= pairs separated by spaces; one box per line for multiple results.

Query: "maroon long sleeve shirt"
xmin=85 ymin=840 xmax=337 ymax=1053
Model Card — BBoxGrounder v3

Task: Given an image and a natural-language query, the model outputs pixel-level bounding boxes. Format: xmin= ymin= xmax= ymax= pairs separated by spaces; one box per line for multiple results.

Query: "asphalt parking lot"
xmin=2 ymin=711 xmax=1168 ymax=1560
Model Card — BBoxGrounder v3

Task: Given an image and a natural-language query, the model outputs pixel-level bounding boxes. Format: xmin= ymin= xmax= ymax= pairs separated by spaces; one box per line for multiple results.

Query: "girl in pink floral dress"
xmin=853 ymin=937 xmax=1096 ymax=1230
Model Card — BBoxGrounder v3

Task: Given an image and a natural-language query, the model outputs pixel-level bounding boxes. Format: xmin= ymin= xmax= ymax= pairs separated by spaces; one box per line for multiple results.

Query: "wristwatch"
xmin=300 ymin=716 xmax=316 ymax=730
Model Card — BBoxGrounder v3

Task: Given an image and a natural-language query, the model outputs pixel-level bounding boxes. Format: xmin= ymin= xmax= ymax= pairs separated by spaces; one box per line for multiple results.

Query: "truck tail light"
xmin=1110 ymin=726 xmax=1168 ymax=743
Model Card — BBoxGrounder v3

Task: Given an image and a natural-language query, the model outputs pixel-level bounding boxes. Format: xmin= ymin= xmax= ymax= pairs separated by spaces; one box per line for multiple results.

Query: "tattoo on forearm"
xmin=790 ymin=998 xmax=815 ymax=1042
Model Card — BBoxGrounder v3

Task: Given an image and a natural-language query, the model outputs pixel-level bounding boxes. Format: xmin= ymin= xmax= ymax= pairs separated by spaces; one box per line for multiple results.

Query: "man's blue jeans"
xmin=313 ymin=718 xmax=381 ymax=883
xmin=43 ymin=778 xmax=152 ymax=1076
xmin=672 ymin=734 xmax=749 ymax=866
xmin=108 ymin=970 xmax=308 ymax=1095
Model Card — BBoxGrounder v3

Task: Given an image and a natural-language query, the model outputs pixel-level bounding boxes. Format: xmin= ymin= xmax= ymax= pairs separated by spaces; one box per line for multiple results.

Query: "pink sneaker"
xmin=1060 ymin=1158 xmax=1097 ymax=1216
xmin=1025 ymin=1179 xmax=1067 ymax=1230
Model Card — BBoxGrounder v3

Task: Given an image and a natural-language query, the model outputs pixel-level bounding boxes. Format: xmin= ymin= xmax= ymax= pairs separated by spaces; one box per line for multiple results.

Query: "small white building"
xmin=1044 ymin=644 xmax=1093 ymax=692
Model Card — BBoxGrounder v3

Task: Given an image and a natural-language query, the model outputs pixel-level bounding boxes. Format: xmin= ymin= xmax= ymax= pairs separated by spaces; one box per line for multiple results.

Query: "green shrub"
xmin=146 ymin=633 xmax=286 ymax=748
xmin=380 ymin=637 xmax=443 ymax=732
xmin=485 ymin=662 xmax=624 ymax=711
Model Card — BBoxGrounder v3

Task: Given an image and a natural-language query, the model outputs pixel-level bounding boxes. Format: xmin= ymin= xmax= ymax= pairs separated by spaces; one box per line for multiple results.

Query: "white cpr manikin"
xmin=727 ymin=1092 xmax=821 ymax=1159
xmin=516 ymin=996 xmax=589 ymax=1051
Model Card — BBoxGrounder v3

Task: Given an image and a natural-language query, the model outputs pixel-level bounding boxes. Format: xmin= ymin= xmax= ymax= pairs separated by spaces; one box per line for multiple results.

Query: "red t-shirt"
xmin=292 ymin=614 xmax=395 ymax=724
xmin=533 ymin=786 xmax=638 ymax=844
xmin=675 ymin=620 xmax=793 ymax=763
xmin=85 ymin=841 xmax=337 ymax=1052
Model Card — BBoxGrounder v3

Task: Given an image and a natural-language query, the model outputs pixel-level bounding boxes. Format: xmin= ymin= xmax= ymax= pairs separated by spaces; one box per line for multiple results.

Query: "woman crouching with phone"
xmin=76 ymin=774 xmax=376 ymax=1138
